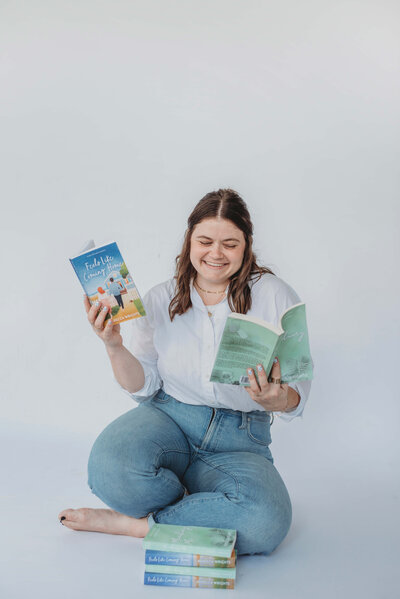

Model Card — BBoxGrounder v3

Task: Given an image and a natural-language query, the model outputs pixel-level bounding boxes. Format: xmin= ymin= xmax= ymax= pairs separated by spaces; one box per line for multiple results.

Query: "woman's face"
xmin=190 ymin=217 xmax=246 ymax=290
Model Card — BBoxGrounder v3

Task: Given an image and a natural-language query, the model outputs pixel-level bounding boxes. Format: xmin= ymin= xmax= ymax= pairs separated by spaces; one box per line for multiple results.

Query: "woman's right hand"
xmin=84 ymin=295 xmax=123 ymax=349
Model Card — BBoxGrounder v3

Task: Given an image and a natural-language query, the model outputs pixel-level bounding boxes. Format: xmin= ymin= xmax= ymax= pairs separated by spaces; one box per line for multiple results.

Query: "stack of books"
xmin=143 ymin=523 xmax=237 ymax=590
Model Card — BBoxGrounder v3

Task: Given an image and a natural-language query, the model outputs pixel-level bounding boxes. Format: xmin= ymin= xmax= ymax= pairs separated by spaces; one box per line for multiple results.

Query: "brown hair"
xmin=168 ymin=188 xmax=275 ymax=320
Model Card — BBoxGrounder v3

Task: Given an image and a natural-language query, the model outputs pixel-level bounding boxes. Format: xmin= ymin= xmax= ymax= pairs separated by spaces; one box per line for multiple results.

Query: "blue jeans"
xmin=87 ymin=389 xmax=292 ymax=556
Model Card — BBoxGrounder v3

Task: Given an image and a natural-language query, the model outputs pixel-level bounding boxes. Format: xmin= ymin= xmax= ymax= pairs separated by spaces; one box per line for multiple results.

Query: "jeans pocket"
xmin=247 ymin=413 xmax=272 ymax=446
xmin=152 ymin=389 xmax=172 ymax=404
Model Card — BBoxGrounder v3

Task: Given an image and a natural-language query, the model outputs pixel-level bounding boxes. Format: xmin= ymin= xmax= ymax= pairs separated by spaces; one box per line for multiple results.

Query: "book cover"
xmin=144 ymin=572 xmax=235 ymax=589
xmin=210 ymin=303 xmax=313 ymax=386
xmin=145 ymin=564 xmax=236 ymax=579
xmin=69 ymin=241 xmax=146 ymax=325
xmin=142 ymin=524 xmax=237 ymax=558
xmin=145 ymin=548 xmax=236 ymax=568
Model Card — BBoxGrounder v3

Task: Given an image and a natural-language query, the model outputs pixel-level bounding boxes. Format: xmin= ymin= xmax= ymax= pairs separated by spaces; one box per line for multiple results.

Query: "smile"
xmin=203 ymin=261 xmax=228 ymax=269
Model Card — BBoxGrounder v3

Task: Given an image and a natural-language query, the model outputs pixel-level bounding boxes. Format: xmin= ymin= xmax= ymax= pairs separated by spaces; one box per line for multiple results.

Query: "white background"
xmin=1 ymin=1 xmax=399 ymax=597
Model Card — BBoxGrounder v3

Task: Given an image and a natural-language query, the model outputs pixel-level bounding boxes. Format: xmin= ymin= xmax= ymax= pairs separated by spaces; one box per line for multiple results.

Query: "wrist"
xmin=105 ymin=342 xmax=124 ymax=357
xmin=283 ymin=388 xmax=300 ymax=413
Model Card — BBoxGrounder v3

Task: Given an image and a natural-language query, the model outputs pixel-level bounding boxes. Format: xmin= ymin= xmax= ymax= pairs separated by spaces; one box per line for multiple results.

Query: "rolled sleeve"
xmin=114 ymin=288 xmax=163 ymax=403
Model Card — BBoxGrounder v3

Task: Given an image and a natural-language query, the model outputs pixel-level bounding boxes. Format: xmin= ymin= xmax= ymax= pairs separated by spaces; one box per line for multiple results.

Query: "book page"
xmin=276 ymin=303 xmax=313 ymax=382
xmin=210 ymin=317 xmax=279 ymax=386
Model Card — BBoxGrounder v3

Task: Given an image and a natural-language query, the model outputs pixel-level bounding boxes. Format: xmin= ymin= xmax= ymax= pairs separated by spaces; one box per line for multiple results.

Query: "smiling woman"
xmin=190 ymin=219 xmax=246 ymax=297
xmin=169 ymin=189 xmax=275 ymax=318
xmin=59 ymin=188 xmax=312 ymax=557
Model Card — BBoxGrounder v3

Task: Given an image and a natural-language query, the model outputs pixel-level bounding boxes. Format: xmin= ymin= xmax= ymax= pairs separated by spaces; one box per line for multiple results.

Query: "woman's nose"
xmin=209 ymin=244 xmax=224 ymax=257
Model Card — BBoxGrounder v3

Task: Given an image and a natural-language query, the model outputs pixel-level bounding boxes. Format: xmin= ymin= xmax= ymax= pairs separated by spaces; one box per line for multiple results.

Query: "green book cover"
xmin=145 ymin=564 xmax=236 ymax=579
xmin=210 ymin=302 xmax=313 ymax=386
xmin=142 ymin=524 xmax=237 ymax=558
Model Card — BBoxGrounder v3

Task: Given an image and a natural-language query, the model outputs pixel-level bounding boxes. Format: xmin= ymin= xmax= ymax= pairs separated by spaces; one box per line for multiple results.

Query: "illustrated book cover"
xmin=69 ymin=240 xmax=146 ymax=325
xmin=210 ymin=302 xmax=313 ymax=386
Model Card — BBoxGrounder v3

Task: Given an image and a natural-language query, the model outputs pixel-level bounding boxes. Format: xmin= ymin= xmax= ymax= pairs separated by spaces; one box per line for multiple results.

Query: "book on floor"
xmin=143 ymin=572 xmax=235 ymax=589
xmin=143 ymin=524 xmax=238 ymax=590
xmin=69 ymin=240 xmax=146 ymax=325
xmin=210 ymin=302 xmax=313 ymax=386
xmin=145 ymin=548 xmax=236 ymax=567
xmin=145 ymin=563 xmax=236 ymax=579
xmin=143 ymin=524 xmax=237 ymax=558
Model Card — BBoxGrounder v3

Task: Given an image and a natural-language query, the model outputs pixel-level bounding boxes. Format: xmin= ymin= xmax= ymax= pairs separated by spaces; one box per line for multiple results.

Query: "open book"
xmin=210 ymin=303 xmax=313 ymax=386
xmin=69 ymin=240 xmax=146 ymax=325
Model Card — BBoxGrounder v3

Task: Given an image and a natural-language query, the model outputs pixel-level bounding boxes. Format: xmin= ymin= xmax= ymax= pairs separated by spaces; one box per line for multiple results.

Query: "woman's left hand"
xmin=244 ymin=358 xmax=290 ymax=412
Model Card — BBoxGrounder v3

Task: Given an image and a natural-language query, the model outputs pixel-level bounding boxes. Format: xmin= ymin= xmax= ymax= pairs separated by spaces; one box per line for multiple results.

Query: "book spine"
xmin=145 ymin=564 xmax=236 ymax=579
xmin=143 ymin=541 xmax=234 ymax=558
xmin=145 ymin=549 xmax=236 ymax=568
xmin=144 ymin=572 xmax=235 ymax=589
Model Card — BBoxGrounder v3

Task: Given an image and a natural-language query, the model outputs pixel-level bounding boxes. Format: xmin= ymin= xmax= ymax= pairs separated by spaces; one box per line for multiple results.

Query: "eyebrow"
xmin=195 ymin=235 xmax=240 ymax=242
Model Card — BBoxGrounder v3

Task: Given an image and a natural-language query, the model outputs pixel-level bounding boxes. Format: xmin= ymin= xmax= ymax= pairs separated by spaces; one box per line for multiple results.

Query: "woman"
xmin=59 ymin=188 xmax=312 ymax=555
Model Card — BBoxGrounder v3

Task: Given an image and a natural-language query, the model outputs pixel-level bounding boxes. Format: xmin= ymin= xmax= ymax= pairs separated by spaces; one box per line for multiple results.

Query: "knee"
xmin=236 ymin=494 xmax=292 ymax=556
xmin=87 ymin=428 xmax=117 ymax=495
xmin=87 ymin=415 xmax=137 ymax=492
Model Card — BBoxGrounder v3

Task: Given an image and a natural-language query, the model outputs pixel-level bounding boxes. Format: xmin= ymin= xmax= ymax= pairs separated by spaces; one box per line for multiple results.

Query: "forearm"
xmin=105 ymin=344 xmax=145 ymax=393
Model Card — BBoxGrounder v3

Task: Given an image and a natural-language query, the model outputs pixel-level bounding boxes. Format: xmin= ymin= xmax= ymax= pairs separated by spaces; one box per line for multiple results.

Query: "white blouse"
xmin=116 ymin=273 xmax=313 ymax=422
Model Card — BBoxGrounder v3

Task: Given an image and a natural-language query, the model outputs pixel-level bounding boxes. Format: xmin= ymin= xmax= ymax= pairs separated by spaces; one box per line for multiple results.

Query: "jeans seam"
xmin=157 ymin=493 xmax=233 ymax=520
xmin=153 ymin=448 xmax=190 ymax=492
xmin=195 ymin=454 xmax=241 ymax=498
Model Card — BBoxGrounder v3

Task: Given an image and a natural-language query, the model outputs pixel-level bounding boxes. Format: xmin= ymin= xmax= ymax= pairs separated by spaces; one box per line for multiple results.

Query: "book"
xmin=143 ymin=572 xmax=235 ymax=589
xmin=145 ymin=548 xmax=236 ymax=567
xmin=210 ymin=302 xmax=313 ymax=386
xmin=69 ymin=240 xmax=146 ymax=325
xmin=142 ymin=524 xmax=237 ymax=558
xmin=145 ymin=564 xmax=236 ymax=579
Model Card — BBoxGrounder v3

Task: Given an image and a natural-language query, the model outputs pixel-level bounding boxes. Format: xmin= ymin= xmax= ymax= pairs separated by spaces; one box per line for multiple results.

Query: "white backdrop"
xmin=1 ymin=2 xmax=399 ymax=589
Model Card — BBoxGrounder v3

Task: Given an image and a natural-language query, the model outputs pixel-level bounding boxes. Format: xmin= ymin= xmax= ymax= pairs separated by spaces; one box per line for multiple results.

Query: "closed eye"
xmin=199 ymin=242 xmax=237 ymax=249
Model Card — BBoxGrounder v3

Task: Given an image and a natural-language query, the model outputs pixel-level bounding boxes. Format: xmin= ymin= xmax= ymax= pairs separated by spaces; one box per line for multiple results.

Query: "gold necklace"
xmin=194 ymin=280 xmax=228 ymax=294
xmin=194 ymin=280 xmax=228 ymax=318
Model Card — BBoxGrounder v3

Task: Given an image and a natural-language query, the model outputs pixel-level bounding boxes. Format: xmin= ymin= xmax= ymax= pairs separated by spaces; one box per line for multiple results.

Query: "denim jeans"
xmin=88 ymin=389 xmax=292 ymax=556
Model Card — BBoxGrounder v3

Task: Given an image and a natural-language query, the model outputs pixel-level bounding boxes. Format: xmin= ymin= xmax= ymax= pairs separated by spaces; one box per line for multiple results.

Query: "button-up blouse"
xmin=116 ymin=273 xmax=313 ymax=421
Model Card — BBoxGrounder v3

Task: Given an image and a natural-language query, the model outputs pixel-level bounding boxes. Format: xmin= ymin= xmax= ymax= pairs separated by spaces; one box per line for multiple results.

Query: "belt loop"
xmin=239 ymin=411 xmax=247 ymax=429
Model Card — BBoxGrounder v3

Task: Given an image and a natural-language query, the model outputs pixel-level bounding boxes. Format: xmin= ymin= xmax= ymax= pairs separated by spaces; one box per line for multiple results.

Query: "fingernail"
xmin=247 ymin=368 xmax=253 ymax=375
xmin=102 ymin=306 xmax=108 ymax=311
xmin=94 ymin=300 xmax=100 ymax=307
xmin=257 ymin=364 xmax=263 ymax=371
xmin=273 ymin=357 xmax=278 ymax=363
xmin=60 ymin=516 xmax=66 ymax=524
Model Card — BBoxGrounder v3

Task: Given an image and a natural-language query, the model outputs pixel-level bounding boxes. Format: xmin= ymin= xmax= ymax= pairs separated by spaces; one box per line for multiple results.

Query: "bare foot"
xmin=57 ymin=508 xmax=150 ymax=538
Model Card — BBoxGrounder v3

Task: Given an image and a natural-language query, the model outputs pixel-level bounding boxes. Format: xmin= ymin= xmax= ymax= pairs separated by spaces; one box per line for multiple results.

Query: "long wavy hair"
xmin=168 ymin=188 xmax=275 ymax=321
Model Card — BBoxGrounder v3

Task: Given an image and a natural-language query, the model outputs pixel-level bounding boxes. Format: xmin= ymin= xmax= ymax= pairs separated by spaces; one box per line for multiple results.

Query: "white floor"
xmin=1 ymin=418 xmax=398 ymax=599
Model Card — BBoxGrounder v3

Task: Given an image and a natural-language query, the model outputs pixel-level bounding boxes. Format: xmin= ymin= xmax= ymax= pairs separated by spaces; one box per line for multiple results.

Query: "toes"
xmin=58 ymin=508 xmax=83 ymax=523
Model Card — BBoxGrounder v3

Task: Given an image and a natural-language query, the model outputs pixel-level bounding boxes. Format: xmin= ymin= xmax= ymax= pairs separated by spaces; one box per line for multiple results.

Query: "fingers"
xmin=94 ymin=305 xmax=111 ymax=331
xmin=255 ymin=363 xmax=268 ymax=390
xmin=246 ymin=368 xmax=261 ymax=393
xmin=87 ymin=300 xmax=111 ymax=332
xmin=269 ymin=357 xmax=281 ymax=381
